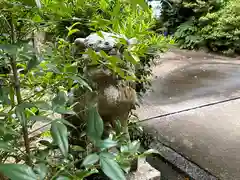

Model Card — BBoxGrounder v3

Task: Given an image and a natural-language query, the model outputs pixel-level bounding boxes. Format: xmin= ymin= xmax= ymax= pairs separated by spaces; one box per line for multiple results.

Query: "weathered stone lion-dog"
xmin=63 ymin=31 xmax=139 ymax=144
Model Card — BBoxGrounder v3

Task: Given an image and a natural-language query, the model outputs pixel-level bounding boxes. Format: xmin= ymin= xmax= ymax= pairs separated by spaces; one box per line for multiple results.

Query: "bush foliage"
xmin=159 ymin=0 xmax=240 ymax=54
xmin=0 ymin=0 xmax=168 ymax=179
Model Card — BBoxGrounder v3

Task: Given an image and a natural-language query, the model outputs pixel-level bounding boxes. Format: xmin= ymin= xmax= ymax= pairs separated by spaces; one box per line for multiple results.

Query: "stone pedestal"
xmin=127 ymin=157 xmax=161 ymax=180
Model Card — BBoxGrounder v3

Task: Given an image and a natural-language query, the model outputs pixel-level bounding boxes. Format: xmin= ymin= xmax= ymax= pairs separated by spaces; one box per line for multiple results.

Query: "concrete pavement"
xmin=136 ymin=49 xmax=240 ymax=180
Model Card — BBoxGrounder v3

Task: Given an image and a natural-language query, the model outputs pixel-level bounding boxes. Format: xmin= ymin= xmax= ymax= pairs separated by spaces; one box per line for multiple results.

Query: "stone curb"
xmin=132 ymin=127 xmax=219 ymax=180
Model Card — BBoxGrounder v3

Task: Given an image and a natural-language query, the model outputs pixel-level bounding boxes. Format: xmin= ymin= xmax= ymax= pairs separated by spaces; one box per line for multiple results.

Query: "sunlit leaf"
xmin=29 ymin=116 xmax=51 ymax=122
xmin=34 ymin=101 xmax=51 ymax=110
xmin=71 ymin=145 xmax=85 ymax=152
xmin=139 ymin=149 xmax=160 ymax=158
xmin=35 ymin=0 xmax=41 ymax=8
xmin=50 ymin=121 xmax=68 ymax=157
xmin=130 ymin=0 xmax=149 ymax=10
xmin=64 ymin=64 xmax=77 ymax=74
xmin=129 ymin=140 xmax=140 ymax=153
xmin=120 ymin=140 xmax=140 ymax=154
xmin=67 ymin=22 xmax=81 ymax=31
xmin=99 ymin=50 xmax=108 ymax=58
xmin=96 ymin=138 xmax=118 ymax=149
xmin=70 ymin=76 xmax=92 ymax=91
xmin=96 ymin=31 xmax=104 ymax=39
xmin=108 ymin=56 xmax=123 ymax=65
xmin=56 ymin=176 xmax=70 ymax=180
xmin=111 ymin=1 xmax=121 ymax=17
xmin=67 ymin=29 xmax=80 ymax=37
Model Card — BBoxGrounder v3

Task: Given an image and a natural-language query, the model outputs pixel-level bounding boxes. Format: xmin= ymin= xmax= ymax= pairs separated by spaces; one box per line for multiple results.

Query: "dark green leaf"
xmin=118 ymin=161 xmax=131 ymax=173
xmin=99 ymin=152 xmax=115 ymax=159
xmin=81 ymin=153 xmax=99 ymax=167
xmin=27 ymin=57 xmax=39 ymax=71
xmin=0 ymin=86 xmax=11 ymax=105
xmin=22 ymin=0 xmax=37 ymax=6
xmin=34 ymin=101 xmax=51 ymax=110
xmin=85 ymin=48 xmax=99 ymax=64
xmin=50 ymin=121 xmax=68 ymax=157
xmin=54 ymin=106 xmax=75 ymax=115
xmin=56 ymin=118 xmax=76 ymax=129
xmin=75 ymin=169 xmax=98 ymax=179
xmin=0 ymin=164 xmax=38 ymax=180
xmin=0 ymin=140 xmax=14 ymax=152
xmin=15 ymin=106 xmax=27 ymax=126
xmin=123 ymin=50 xmax=137 ymax=65
xmin=0 ymin=44 xmax=18 ymax=56
xmin=18 ymin=102 xmax=35 ymax=109
xmin=99 ymin=152 xmax=126 ymax=180
xmin=47 ymin=64 xmax=61 ymax=73
xmin=34 ymin=163 xmax=47 ymax=180
xmin=52 ymin=91 xmax=67 ymax=107
xmin=86 ymin=106 xmax=104 ymax=141
xmin=9 ymin=86 xmax=15 ymax=106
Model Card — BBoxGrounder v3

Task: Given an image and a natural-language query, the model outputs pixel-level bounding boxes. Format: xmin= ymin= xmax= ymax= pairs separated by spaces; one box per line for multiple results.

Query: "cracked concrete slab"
xmin=136 ymin=49 xmax=240 ymax=180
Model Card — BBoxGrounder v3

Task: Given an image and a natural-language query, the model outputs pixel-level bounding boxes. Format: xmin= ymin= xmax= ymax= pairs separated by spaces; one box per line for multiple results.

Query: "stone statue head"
xmin=74 ymin=31 xmax=137 ymax=57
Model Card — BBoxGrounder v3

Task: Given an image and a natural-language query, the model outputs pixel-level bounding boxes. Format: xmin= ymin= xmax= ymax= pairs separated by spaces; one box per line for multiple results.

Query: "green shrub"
xmin=199 ymin=0 xmax=240 ymax=54
xmin=159 ymin=0 xmax=223 ymax=34
xmin=159 ymin=0 xmax=240 ymax=53
xmin=174 ymin=19 xmax=203 ymax=49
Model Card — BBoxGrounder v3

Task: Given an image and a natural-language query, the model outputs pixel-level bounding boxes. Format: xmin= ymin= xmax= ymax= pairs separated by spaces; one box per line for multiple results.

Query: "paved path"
xmin=136 ymin=49 xmax=240 ymax=180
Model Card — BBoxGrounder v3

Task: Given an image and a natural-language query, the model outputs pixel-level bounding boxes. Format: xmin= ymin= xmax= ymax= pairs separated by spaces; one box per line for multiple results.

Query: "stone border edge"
xmin=131 ymin=126 xmax=219 ymax=180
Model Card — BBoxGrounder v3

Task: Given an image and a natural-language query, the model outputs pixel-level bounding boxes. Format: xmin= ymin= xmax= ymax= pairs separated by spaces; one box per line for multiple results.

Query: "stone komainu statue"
xmin=64 ymin=31 xmax=139 ymax=143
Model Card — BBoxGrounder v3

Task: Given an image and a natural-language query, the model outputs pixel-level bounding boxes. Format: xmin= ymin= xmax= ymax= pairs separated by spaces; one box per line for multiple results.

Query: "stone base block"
xmin=127 ymin=157 xmax=161 ymax=180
